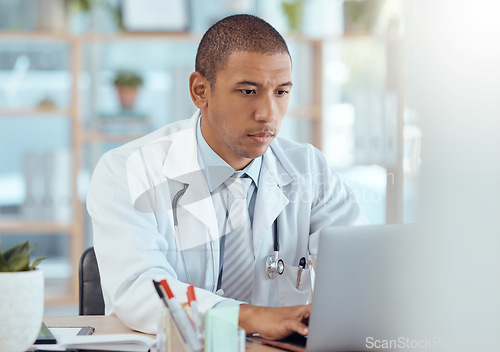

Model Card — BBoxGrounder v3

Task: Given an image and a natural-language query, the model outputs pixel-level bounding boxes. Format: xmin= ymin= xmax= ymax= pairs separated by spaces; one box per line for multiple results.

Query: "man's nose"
xmin=254 ymin=93 xmax=277 ymax=123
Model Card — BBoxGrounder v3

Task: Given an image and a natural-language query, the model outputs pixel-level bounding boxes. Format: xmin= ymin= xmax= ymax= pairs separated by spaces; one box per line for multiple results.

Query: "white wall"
xmin=406 ymin=0 xmax=500 ymax=349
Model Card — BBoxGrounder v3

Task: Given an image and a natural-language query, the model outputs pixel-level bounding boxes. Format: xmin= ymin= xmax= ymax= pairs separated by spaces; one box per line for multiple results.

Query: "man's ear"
xmin=189 ymin=72 xmax=210 ymax=109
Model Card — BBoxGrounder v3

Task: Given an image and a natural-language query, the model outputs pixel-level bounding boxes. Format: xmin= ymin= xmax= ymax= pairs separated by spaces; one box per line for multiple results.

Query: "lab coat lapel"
xmin=253 ymin=148 xmax=293 ymax=258
xmin=161 ymin=113 xmax=219 ymax=241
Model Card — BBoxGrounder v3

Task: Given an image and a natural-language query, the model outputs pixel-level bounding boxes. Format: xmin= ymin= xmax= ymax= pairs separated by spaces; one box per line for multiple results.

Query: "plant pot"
xmin=116 ymin=86 xmax=139 ymax=110
xmin=0 ymin=269 xmax=44 ymax=352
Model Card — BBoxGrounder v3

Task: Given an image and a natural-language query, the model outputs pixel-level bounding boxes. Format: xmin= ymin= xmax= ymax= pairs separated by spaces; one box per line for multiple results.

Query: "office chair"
xmin=78 ymin=247 xmax=105 ymax=315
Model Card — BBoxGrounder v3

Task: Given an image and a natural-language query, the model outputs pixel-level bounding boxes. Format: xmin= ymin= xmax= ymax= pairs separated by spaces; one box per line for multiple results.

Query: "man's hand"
xmin=238 ymin=304 xmax=311 ymax=340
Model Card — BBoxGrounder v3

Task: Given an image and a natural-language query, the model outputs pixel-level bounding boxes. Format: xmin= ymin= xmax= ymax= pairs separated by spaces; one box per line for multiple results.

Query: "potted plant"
xmin=113 ymin=70 xmax=143 ymax=110
xmin=0 ymin=241 xmax=46 ymax=352
xmin=281 ymin=0 xmax=305 ymax=34
xmin=343 ymin=0 xmax=385 ymax=35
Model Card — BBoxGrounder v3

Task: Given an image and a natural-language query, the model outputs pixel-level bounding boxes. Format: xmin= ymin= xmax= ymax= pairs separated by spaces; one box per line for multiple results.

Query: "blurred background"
xmin=0 ymin=0 xmax=415 ymax=314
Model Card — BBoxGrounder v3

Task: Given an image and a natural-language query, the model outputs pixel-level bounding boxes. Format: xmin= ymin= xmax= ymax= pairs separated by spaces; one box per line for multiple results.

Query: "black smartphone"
xmin=35 ymin=322 xmax=57 ymax=344
xmin=77 ymin=326 xmax=95 ymax=335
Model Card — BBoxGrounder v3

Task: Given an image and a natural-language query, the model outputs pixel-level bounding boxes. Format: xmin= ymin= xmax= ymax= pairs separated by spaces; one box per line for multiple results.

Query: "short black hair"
xmin=195 ymin=14 xmax=291 ymax=88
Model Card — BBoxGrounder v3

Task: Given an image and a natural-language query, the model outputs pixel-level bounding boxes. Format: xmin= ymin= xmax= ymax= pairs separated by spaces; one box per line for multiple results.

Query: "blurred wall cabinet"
xmin=0 ymin=31 xmax=81 ymax=306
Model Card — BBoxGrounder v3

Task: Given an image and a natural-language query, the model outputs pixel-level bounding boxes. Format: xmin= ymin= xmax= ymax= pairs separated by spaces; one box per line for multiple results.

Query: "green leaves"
xmin=113 ymin=71 xmax=143 ymax=88
xmin=0 ymin=241 xmax=47 ymax=272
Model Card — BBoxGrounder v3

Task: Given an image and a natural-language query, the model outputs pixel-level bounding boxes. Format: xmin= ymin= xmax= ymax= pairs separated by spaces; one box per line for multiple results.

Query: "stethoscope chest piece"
xmin=266 ymin=251 xmax=284 ymax=279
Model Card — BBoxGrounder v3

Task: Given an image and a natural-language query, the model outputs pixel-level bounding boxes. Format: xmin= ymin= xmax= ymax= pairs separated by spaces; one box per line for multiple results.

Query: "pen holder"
xmin=157 ymin=305 xmax=245 ymax=352
xmin=157 ymin=306 xmax=189 ymax=352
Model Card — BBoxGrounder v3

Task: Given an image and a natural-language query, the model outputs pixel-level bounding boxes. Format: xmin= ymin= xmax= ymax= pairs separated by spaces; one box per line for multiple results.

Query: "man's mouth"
xmin=247 ymin=131 xmax=275 ymax=143
xmin=249 ymin=131 xmax=274 ymax=137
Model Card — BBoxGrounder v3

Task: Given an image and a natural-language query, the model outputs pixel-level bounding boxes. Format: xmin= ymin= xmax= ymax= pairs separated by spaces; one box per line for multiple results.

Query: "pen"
xmin=187 ymin=285 xmax=204 ymax=341
xmin=152 ymin=280 xmax=169 ymax=308
xmin=159 ymin=279 xmax=203 ymax=352
xmin=296 ymin=257 xmax=306 ymax=289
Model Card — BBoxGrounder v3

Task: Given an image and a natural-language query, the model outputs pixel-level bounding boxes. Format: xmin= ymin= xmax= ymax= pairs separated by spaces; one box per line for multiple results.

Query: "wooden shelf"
xmin=82 ymin=131 xmax=145 ymax=143
xmin=0 ymin=30 xmax=393 ymax=44
xmin=0 ymin=221 xmax=73 ymax=234
xmin=0 ymin=30 xmax=200 ymax=43
xmin=0 ymin=108 xmax=71 ymax=116
xmin=79 ymin=31 xmax=201 ymax=42
xmin=0 ymin=31 xmax=74 ymax=41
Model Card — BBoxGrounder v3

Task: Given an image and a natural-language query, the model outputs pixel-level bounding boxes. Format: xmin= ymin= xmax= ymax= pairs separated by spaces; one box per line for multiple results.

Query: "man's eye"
xmin=276 ymin=90 xmax=289 ymax=96
xmin=241 ymin=89 xmax=256 ymax=95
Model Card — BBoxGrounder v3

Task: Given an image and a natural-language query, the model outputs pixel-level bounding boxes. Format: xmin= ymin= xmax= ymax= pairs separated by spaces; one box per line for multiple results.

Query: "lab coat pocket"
xmin=277 ymin=263 xmax=311 ymax=306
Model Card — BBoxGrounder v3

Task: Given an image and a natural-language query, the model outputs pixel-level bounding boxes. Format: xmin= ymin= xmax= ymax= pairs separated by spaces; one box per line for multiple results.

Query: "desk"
xmin=43 ymin=316 xmax=279 ymax=352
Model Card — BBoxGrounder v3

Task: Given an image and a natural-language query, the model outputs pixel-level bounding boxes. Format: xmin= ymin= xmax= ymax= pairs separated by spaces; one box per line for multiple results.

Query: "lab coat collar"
xmin=161 ymin=111 xmax=219 ymax=239
xmin=252 ymin=143 xmax=293 ymax=257
xmin=162 ymin=111 xmax=202 ymax=183
xmin=265 ymin=139 xmax=294 ymax=187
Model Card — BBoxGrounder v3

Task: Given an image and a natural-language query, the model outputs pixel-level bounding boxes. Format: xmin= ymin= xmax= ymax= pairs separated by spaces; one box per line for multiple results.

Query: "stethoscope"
xmin=171 ymin=183 xmax=285 ymax=293
xmin=266 ymin=220 xmax=284 ymax=279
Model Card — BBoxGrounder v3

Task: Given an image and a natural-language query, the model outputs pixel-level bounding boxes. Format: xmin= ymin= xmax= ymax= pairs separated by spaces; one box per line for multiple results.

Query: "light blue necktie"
xmin=220 ymin=176 xmax=254 ymax=302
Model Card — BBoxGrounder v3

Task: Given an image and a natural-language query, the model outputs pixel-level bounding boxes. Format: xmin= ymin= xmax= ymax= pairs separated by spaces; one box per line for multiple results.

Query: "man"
xmin=87 ymin=14 xmax=365 ymax=339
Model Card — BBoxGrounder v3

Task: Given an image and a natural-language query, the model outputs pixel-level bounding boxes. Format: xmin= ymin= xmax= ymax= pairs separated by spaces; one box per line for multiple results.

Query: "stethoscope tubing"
xmin=172 ymin=185 xmax=218 ymax=293
xmin=172 ymin=183 xmax=283 ymax=293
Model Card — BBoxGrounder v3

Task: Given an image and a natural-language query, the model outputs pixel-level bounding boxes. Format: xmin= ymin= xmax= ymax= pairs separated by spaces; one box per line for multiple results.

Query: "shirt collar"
xmin=196 ymin=115 xmax=261 ymax=192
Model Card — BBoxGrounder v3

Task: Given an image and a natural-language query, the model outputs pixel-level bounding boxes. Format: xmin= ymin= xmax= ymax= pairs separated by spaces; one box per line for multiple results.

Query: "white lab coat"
xmin=87 ymin=111 xmax=366 ymax=333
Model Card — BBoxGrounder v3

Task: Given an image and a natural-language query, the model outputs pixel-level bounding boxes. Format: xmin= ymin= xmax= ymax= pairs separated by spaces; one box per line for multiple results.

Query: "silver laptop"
xmin=306 ymin=224 xmax=421 ymax=352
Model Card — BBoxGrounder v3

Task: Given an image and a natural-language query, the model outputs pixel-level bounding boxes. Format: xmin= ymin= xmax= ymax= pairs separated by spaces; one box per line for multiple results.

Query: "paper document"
xmin=35 ymin=333 xmax=156 ymax=352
